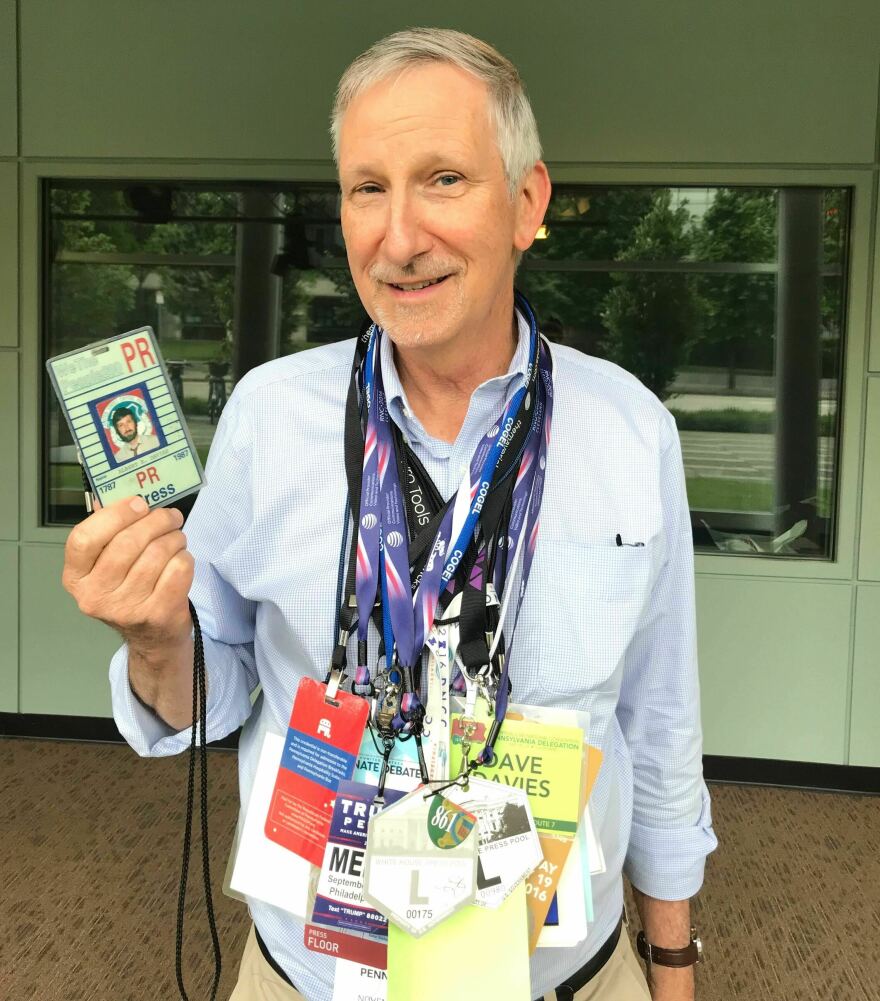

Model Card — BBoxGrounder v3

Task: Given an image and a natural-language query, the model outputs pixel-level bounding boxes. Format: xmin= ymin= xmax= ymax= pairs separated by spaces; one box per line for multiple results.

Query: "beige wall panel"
xmin=697 ymin=576 xmax=852 ymax=762
xmin=0 ymin=351 xmax=17 ymax=539
xmin=0 ymin=162 xmax=17 ymax=348
xmin=20 ymin=0 xmax=880 ymax=163
xmin=20 ymin=545 xmax=120 ymax=716
xmin=858 ymin=378 xmax=880 ymax=580
xmin=0 ymin=0 xmax=16 ymax=155
xmin=0 ymin=542 xmax=18 ymax=711
xmin=849 ymin=585 xmax=880 ymax=765
xmin=871 ymin=196 xmax=880 ymax=373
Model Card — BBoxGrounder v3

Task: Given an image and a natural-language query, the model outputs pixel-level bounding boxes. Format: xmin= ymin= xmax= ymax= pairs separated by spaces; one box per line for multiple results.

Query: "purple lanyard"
xmin=486 ymin=338 xmax=553 ymax=736
xmin=353 ymin=298 xmax=552 ymax=729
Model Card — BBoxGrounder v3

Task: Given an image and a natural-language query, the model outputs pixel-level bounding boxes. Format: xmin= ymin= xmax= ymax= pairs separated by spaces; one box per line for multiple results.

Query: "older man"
xmin=62 ymin=27 xmax=715 ymax=1001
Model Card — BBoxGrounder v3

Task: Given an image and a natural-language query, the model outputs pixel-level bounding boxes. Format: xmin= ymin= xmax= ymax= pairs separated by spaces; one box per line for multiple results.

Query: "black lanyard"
xmin=330 ymin=296 xmax=538 ymax=699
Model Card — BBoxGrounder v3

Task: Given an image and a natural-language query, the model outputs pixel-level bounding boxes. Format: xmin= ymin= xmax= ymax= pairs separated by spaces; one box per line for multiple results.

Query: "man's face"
xmin=115 ymin=414 xmax=137 ymax=442
xmin=338 ymin=62 xmax=523 ymax=350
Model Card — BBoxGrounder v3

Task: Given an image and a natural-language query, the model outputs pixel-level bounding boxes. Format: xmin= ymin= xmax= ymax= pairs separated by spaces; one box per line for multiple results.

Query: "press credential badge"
xmin=46 ymin=327 xmax=204 ymax=507
xmin=307 ymin=780 xmax=406 ymax=968
xmin=445 ymin=777 xmax=542 ymax=909
xmin=265 ymin=678 xmax=369 ymax=868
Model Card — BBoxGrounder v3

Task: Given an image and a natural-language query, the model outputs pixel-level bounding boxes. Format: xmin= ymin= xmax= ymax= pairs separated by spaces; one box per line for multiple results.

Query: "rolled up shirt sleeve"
xmin=109 ymin=389 xmax=260 ymax=757
xmin=617 ymin=411 xmax=718 ymax=900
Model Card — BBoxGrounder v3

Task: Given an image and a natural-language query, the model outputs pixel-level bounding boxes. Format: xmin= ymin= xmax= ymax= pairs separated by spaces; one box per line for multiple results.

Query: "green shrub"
xmin=668 ymin=407 xmax=835 ymax=436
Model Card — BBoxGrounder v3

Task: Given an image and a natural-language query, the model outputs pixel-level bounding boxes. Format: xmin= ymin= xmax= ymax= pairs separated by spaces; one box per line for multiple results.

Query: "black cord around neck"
xmin=175 ymin=600 xmax=221 ymax=1001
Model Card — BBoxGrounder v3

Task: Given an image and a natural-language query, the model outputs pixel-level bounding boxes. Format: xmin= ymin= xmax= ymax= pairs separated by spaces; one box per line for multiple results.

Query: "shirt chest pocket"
xmin=511 ymin=538 xmax=657 ymax=706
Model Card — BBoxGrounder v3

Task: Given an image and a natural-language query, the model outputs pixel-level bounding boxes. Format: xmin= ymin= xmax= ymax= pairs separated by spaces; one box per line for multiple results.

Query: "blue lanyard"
xmin=352 ymin=292 xmax=553 ymax=751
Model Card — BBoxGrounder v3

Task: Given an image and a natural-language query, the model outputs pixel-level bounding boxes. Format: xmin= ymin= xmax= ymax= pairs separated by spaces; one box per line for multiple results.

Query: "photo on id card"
xmin=45 ymin=326 xmax=205 ymax=508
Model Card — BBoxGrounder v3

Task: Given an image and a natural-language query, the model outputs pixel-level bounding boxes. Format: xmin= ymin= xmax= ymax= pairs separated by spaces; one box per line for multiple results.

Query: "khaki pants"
xmin=543 ymin=926 xmax=652 ymax=1001
xmin=230 ymin=927 xmax=306 ymax=1000
xmin=230 ymin=923 xmax=651 ymax=1001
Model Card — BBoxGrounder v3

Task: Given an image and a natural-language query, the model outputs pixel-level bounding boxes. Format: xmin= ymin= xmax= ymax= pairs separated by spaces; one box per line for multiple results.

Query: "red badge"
xmin=304 ymin=923 xmax=387 ymax=969
xmin=265 ymin=677 xmax=369 ymax=866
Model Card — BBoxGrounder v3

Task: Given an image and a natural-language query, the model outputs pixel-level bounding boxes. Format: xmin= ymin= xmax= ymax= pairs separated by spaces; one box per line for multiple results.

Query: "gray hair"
xmin=330 ymin=27 xmax=543 ymax=199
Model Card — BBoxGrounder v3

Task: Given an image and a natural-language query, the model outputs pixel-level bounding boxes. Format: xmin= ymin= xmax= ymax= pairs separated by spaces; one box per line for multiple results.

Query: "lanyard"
xmin=358 ymin=347 xmax=521 ymax=670
xmin=333 ymin=290 xmax=553 ymax=775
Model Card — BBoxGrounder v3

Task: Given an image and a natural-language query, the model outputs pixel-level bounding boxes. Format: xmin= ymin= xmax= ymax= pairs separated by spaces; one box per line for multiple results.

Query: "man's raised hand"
xmin=62 ymin=495 xmax=194 ymax=650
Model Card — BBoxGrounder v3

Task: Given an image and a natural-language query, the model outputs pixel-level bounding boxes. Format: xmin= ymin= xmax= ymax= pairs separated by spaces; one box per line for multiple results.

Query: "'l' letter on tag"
xmin=265 ymin=678 xmax=369 ymax=867
xmin=444 ymin=777 xmax=542 ymax=908
xmin=362 ymin=786 xmax=477 ymax=936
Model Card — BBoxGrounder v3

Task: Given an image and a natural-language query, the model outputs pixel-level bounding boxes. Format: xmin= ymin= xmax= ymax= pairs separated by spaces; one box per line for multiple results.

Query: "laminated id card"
xmin=265 ymin=678 xmax=370 ymax=867
xmin=45 ymin=326 xmax=205 ymax=508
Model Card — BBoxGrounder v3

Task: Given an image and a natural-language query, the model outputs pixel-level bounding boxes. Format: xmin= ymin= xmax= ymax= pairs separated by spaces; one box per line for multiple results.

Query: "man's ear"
xmin=513 ymin=161 xmax=552 ymax=254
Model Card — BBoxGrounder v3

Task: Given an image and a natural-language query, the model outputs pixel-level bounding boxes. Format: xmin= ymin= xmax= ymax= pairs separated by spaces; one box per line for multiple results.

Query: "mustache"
xmin=370 ymin=263 xmax=459 ymax=284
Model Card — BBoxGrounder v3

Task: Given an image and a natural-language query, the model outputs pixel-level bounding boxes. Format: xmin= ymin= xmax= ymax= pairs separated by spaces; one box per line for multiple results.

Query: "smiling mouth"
xmin=387 ymin=275 xmax=451 ymax=292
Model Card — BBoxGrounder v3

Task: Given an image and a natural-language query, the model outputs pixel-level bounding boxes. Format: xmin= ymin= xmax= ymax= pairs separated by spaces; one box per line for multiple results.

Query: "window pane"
xmin=43 ymin=181 xmax=850 ymax=560
xmin=43 ymin=181 xmax=358 ymax=524
xmin=522 ymin=185 xmax=849 ymax=559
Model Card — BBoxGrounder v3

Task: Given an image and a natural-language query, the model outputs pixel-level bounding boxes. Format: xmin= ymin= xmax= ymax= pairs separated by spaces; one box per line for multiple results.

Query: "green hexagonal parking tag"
xmin=362 ymin=787 xmax=477 ymax=936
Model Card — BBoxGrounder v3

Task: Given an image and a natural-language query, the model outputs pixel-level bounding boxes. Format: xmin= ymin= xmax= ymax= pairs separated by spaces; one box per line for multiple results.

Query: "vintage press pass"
xmin=46 ymin=327 xmax=204 ymax=507
xmin=265 ymin=678 xmax=370 ymax=867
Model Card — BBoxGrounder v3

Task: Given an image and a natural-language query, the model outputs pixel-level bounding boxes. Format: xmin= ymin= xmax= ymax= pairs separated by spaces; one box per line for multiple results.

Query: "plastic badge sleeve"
xmin=45 ymin=326 xmax=205 ymax=508
xmin=228 ymin=731 xmax=313 ymax=918
xmin=265 ymin=678 xmax=370 ymax=868
xmin=362 ymin=786 xmax=478 ymax=937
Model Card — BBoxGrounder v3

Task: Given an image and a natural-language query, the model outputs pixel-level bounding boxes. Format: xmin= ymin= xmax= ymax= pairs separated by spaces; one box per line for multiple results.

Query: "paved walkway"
xmin=680 ymin=430 xmax=835 ymax=482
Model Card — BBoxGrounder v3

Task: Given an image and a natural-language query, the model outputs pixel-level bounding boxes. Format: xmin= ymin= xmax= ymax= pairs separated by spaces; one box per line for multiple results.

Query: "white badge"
xmin=423 ymin=592 xmax=461 ymax=783
xmin=227 ymin=731 xmax=312 ymax=918
xmin=332 ymin=959 xmax=387 ymax=1001
xmin=445 ymin=777 xmax=542 ymax=908
xmin=362 ymin=786 xmax=478 ymax=936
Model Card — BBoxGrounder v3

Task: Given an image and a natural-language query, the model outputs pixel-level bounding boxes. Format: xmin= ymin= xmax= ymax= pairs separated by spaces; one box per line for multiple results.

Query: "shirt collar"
xmin=380 ymin=305 xmax=532 ymax=436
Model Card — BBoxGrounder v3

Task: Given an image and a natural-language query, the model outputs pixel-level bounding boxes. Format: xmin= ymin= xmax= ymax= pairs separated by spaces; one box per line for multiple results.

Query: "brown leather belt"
xmin=255 ymin=913 xmax=623 ymax=999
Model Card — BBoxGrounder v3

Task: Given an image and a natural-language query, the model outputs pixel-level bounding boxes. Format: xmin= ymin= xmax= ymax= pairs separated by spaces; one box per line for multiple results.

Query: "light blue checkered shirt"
xmin=110 ymin=308 xmax=717 ymax=1000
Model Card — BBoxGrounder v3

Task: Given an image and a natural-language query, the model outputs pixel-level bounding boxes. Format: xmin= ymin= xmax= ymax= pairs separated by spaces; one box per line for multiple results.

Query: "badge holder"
xmin=264 ymin=673 xmax=370 ymax=868
xmin=362 ymin=785 xmax=478 ymax=937
xmin=226 ymin=726 xmax=314 ymax=919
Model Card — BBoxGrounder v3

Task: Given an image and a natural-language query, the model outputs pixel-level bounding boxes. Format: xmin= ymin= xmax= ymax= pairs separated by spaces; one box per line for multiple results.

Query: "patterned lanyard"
xmin=350 ymin=291 xmax=554 ymax=773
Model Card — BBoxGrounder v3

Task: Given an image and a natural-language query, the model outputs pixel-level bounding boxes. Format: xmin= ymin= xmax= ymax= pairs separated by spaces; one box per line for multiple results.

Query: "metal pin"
xmin=325 ymin=667 xmax=343 ymax=703
xmin=375 ymin=737 xmax=395 ymax=803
